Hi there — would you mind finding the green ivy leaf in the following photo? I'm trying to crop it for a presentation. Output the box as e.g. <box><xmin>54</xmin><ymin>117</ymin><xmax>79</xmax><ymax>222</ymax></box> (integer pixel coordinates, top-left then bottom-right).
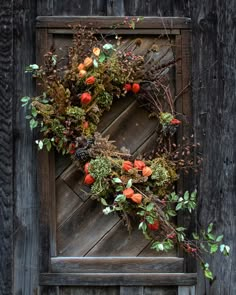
<box><xmin>103</xmin><ymin>43</ymin><xmax>113</xmax><ymax>50</ymax></box>
<box><xmin>216</xmin><ymin>235</ymin><xmax>224</xmax><ymax>242</ymax></box>
<box><xmin>210</xmin><ymin>244</ymin><xmax>218</xmax><ymax>254</ymax></box>
<box><xmin>21</xmin><ymin>96</ymin><xmax>30</xmax><ymax>103</ymax></box>
<box><xmin>29</xmin><ymin>119</ymin><xmax>38</xmax><ymax>130</ymax></box>
<box><xmin>98</xmin><ymin>52</ymin><xmax>106</xmax><ymax>63</ymax></box>
<box><xmin>184</xmin><ymin>191</ymin><xmax>189</xmax><ymax>200</ymax></box>
<box><xmin>100</xmin><ymin>198</ymin><xmax>108</xmax><ymax>206</ymax></box>
<box><xmin>207</xmin><ymin>223</ymin><xmax>214</xmax><ymax>233</ymax></box>
<box><xmin>126</xmin><ymin>179</ymin><xmax>132</xmax><ymax>188</ymax></box>
<box><xmin>176</xmin><ymin>203</ymin><xmax>182</xmax><ymax>211</ymax></box>
<box><xmin>146</xmin><ymin>203</ymin><xmax>154</xmax><ymax>212</ymax></box>
<box><xmin>93</xmin><ymin>59</ymin><xmax>98</xmax><ymax>68</ymax></box>
<box><xmin>115</xmin><ymin>194</ymin><xmax>126</xmax><ymax>202</ymax></box>
<box><xmin>113</xmin><ymin>178</ymin><xmax>122</xmax><ymax>183</ymax></box>
<box><xmin>204</xmin><ymin>269</ymin><xmax>213</xmax><ymax>280</ymax></box>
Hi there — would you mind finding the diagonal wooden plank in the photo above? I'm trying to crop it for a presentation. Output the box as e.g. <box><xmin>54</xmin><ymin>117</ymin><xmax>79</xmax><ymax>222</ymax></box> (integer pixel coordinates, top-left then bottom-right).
<box><xmin>57</xmin><ymin>198</ymin><xmax>120</xmax><ymax>256</ymax></box>
<box><xmin>56</xmin><ymin>178</ymin><xmax>84</xmax><ymax>228</ymax></box>
<box><xmin>60</xmin><ymin>164</ymin><xmax>91</xmax><ymax>201</ymax></box>
<box><xmin>86</xmin><ymin>221</ymin><xmax>150</xmax><ymax>257</ymax></box>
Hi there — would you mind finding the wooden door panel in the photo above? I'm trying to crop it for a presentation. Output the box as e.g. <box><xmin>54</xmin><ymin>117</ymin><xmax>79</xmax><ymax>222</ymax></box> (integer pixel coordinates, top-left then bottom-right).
<box><xmin>53</xmin><ymin>33</ymin><xmax>175</xmax><ymax>257</ymax></box>
<box><xmin>37</xmin><ymin>17</ymin><xmax>195</xmax><ymax>293</ymax></box>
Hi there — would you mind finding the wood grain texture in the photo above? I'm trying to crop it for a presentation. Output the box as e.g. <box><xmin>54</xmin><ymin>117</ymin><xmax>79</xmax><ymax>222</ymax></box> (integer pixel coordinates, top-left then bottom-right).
<box><xmin>0</xmin><ymin>1</ymin><xmax>13</xmax><ymax>295</ymax></box>
<box><xmin>144</xmin><ymin>286</ymin><xmax>177</xmax><ymax>295</ymax></box>
<box><xmin>178</xmin><ymin>286</ymin><xmax>195</xmax><ymax>295</ymax></box>
<box><xmin>51</xmin><ymin>257</ymin><xmax>184</xmax><ymax>273</ymax></box>
<box><xmin>60</xmin><ymin>286</ymin><xmax>119</xmax><ymax>295</ymax></box>
<box><xmin>120</xmin><ymin>286</ymin><xmax>143</xmax><ymax>295</ymax></box>
<box><xmin>190</xmin><ymin>0</ymin><xmax>236</xmax><ymax>294</ymax></box>
<box><xmin>12</xmin><ymin>1</ymin><xmax>39</xmax><ymax>295</ymax></box>
<box><xmin>40</xmin><ymin>273</ymin><xmax>197</xmax><ymax>286</ymax></box>
<box><xmin>53</xmin><ymin>0</ymin><xmax>107</xmax><ymax>16</ymax></box>
<box><xmin>36</xmin><ymin>16</ymin><xmax>191</xmax><ymax>29</ymax></box>
<box><xmin>57</xmin><ymin>198</ymin><xmax>120</xmax><ymax>256</ymax></box>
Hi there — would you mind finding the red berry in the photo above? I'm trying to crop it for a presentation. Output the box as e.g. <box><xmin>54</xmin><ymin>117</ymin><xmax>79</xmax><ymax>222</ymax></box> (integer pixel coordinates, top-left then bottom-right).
<box><xmin>132</xmin><ymin>83</ymin><xmax>140</xmax><ymax>93</ymax></box>
<box><xmin>84</xmin><ymin>174</ymin><xmax>95</xmax><ymax>185</ymax></box>
<box><xmin>148</xmin><ymin>220</ymin><xmax>160</xmax><ymax>231</ymax></box>
<box><xmin>124</xmin><ymin>83</ymin><xmax>132</xmax><ymax>92</ymax></box>
<box><xmin>81</xmin><ymin>92</ymin><xmax>92</xmax><ymax>105</ymax></box>
<box><xmin>84</xmin><ymin>162</ymin><xmax>90</xmax><ymax>174</ymax></box>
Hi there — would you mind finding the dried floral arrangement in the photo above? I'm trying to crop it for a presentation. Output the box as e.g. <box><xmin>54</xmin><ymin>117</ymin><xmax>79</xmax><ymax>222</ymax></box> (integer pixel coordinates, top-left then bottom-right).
<box><xmin>22</xmin><ymin>19</ymin><xmax>229</xmax><ymax>280</ymax></box>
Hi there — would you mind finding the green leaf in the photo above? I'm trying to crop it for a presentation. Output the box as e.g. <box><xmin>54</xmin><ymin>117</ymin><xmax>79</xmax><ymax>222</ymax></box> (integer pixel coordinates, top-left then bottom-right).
<box><xmin>146</xmin><ymin>216</ymin><xmax>154</xmax><ymax>224</ymax></box>
<box><xmin>126</xmin><ymin>179</ymin><xmax>132</xmax><ymax>188</ymax></box>
<box><xmin>207</xmin><ymin>223</ymin><xmax>214</xmax><ymax>233</ymax></box>
<box><xmin>204</xmin><ymin>269</ymin><xmax>213</xmax><ymax>280</ymax></box>
<box><xmin>216</xmin><ymin>235</ymin><xmax>224</xmax><ymax>242</ymax></box>
<box><xmin>113</xmin><ymin>177</ymin><xmax>122</xmax><ymax>183</ymax></box>
<box><xmin>207</xmin><ymin>233</ymin><xmax>215</xmax><ymax>241</ymax></box>
<box><xmin>192</xmin><ymin>233</ymin><xmax>199</xmax><ymax>240</ymax></box>
<box><xmin>115</xmin><ymin>185</ymin><xmax>123</xmax><ymax>192</ymax></box>
<box><xmin>176</xmin><ymin>227</ymin><xmax>186</xmax><ymax>232</ymax></box>
<box><xmin>93</xmin><ymin>59</ymin><xmax>98</xmax><ymax>68</ymax></box>
<box><xmin>115</xmin><ymin>194</ymin><xmax>126</xmax><ymax>202</ymax></box>
<box><xmin>46</xmin><ymin>140</ymin><xmax>52</xmax><ymax>152</ymax></box>
<box><xmin>184</xmin><ymin>191</ymin><xmax>189</xmax><ymax>200</ymax></box>
<box><xmin>158</xmin><ymin>243</ymin><xmax>164</xmax><ymax>251</ymax></box>
<box><xmin>220</xmin><ymin>244</ymin><xmax>230</xmax><ymax>256</ymax></box>
<box><xmin>31</xmin><ymin>106</ymin><xmax>37</xmax><ymax>117</ymax></box>
<box><xmin>29</xmin><ymin>64</ymin><xmax>39</xmax><ymax>70</ymax></box>
<box><xmin>101</xmin><ymin>198</ymin><xmax>108</xmax><ymax>206</ymax></box>
<box><xmin>176</xmin><ymin>203</ymin><xmax>182</xmax><ymax>211</ymax></box>
<box><xmin>103</xmin><ymin>43</ymin><xmax>113</xmax><ymax>50</ymax></box>
<box><xmin>29</xmin><ymin>119</ymin><xmax>38</xmax><ymax>129</ymax></box>
<box><xmin>25</xmin><ymin>115</ymin><xmax>32</xmax><ymax>119</ymax></box>
<box><xmin>210</xmin><ymin>244</ymin><xmax>218</xmax><ymax>254</ymax></box>
<box><xmin>98</xmin><ymin>52</ymin><xmax>106</xmax><ymax>63</ymax></box>
<box><xmin>37</xmin><ymin>140</ymin><xmax>44</xmax><ymax>150</ymax></box>
<box><xmin>146</xmin><ymin>203</ymin><xmax>154</xmax><ymax>212</ymax></box>
<box><xmin>21</xmin><ymin>96</ymin><xmax>30</xmax><ymax>103</ymax></box>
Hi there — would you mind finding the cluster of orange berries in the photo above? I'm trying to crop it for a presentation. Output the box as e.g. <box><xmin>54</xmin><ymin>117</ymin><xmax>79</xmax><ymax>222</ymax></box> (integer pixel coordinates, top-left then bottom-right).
<box><xmin>122</xmin><ymin>159</ymin><xmax>152</xmax><ymax>177</ymax></box>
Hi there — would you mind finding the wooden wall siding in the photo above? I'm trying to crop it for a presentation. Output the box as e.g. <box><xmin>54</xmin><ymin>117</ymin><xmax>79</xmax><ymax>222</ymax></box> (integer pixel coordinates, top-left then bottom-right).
<box><xmin>59</xmin><ymin>286</ymin><xmax>178</xmax><ymax>295</ymax></box>
<box><xmin>0</xmin><ymin>2</ymin><xmax>14</xmax><ymax>295</ymax></box>
<box><xmin>0</xmin><ymin>0</ymin><xmax>232</xmax><ymax>295</ymax></box>
<box><xmin>51</xmin><ymin>32</ymin><xmax>177</xmax><ymax>257</ymax></box>
<box><xmin>190</xmin><ymin>1</ymin><xmax>236</xmax><ymax>295</ymax></box>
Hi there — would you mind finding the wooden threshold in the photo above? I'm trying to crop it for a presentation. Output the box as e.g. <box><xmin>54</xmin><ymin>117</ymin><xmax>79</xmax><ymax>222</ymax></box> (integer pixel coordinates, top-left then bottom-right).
<box><xmin>51</xmin><ymin>257</ymin><xmax>184</xmax><ymax>273</ymax></box>
<box><xmin>40</xmin><ymin>272</ymin><xmax>197</xmax><ymax>286</ymax></box>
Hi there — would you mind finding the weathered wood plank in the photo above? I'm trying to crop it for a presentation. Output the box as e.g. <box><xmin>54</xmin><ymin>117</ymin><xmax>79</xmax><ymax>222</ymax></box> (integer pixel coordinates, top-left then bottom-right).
<box><xmin>190</xmin><ymin>0</ymin><xmax>236</xmax><ymax>294</ymax></box>
<box><xmin>120</xmin><ymin>286</ymin><xmax>143</xmax><ymax>295</ymax></box>
<box><xmin>178</xmin><ymin>286</ymin><xmax>195</xmax><ymax>295</ymax></box>
<box><xmin>103</xmin><ymin>101</ymin><xmax>158</xmax><ymax>154</ymax></box>
<box><xmin>13</xmin><ymin>1</ymin><xmax>39</xmax><ymax>295</ymax></box>
<box><xmin>60</xmin><ymin>164</ymin><xmax>91</xmax><ymax>201</ymax></box>
<box><xmin>37</xmin><ymin>0</ymin><xmax>53</xmax><ymax>16</ymax></box>
<box><xmin>39</xmin><ymin>273</ymin><xmax>197</xmax><ymax>286</ymax></box>
<box><xmin>48</xmin><ymin>28</ymin><xmax>180</xmax><ymax>35</ymax></box>
<box><xmin>53</xmin><ymin>0</ymin><xmax>107</xmax><ymax>16</ymax></box>
<box><xmin>144</xmin><ymin>286</ymin><xmax>177</xmax><ymax>295</ymax></box>
<box><xmin>51</xmin><ymin>257</ymin><xmax>184</xmax><ymax>273</ymax></box>
<box><xmin>60</xmin><ymin>286</ymin><xmax>119</xmax><ymax>295</ymax></box>
<box><xmin>0</xmin><ymin>2</ymin><xmax>13</xmax><ymax>294</ymax></box>
<box><xmin>57</xmin><ymin>199</ymin><xmax>120</xmax><ymax>256</ymax></box>
<box><xmin>86</xmin><ymin>221</ymin><xmax>152</xmax><ymax>257</ymax></box>
<box><xmin>56</xmin><ymin>178</ymin><xmax>83</xmax><ymax>227</ymax></box>
<box><xmin>36</xmin><ymin>16</ymin><xmax>191</xmax><ymax>29</ymax></box>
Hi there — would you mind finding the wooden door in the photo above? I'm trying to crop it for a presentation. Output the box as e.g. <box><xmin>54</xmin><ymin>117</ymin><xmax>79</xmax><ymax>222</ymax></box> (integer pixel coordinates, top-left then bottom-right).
<box><xmin>37</xmin><ymin>16</ymin><xmax>196</xmax><ymax>295</ymax></box>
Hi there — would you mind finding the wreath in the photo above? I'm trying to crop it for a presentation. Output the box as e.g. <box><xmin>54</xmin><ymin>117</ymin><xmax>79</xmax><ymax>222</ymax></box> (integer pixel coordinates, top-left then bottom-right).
<box><xmin>22</xmin><ymin>19</ymin><xmax>229</xmax><ymax>280</ymax></box>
